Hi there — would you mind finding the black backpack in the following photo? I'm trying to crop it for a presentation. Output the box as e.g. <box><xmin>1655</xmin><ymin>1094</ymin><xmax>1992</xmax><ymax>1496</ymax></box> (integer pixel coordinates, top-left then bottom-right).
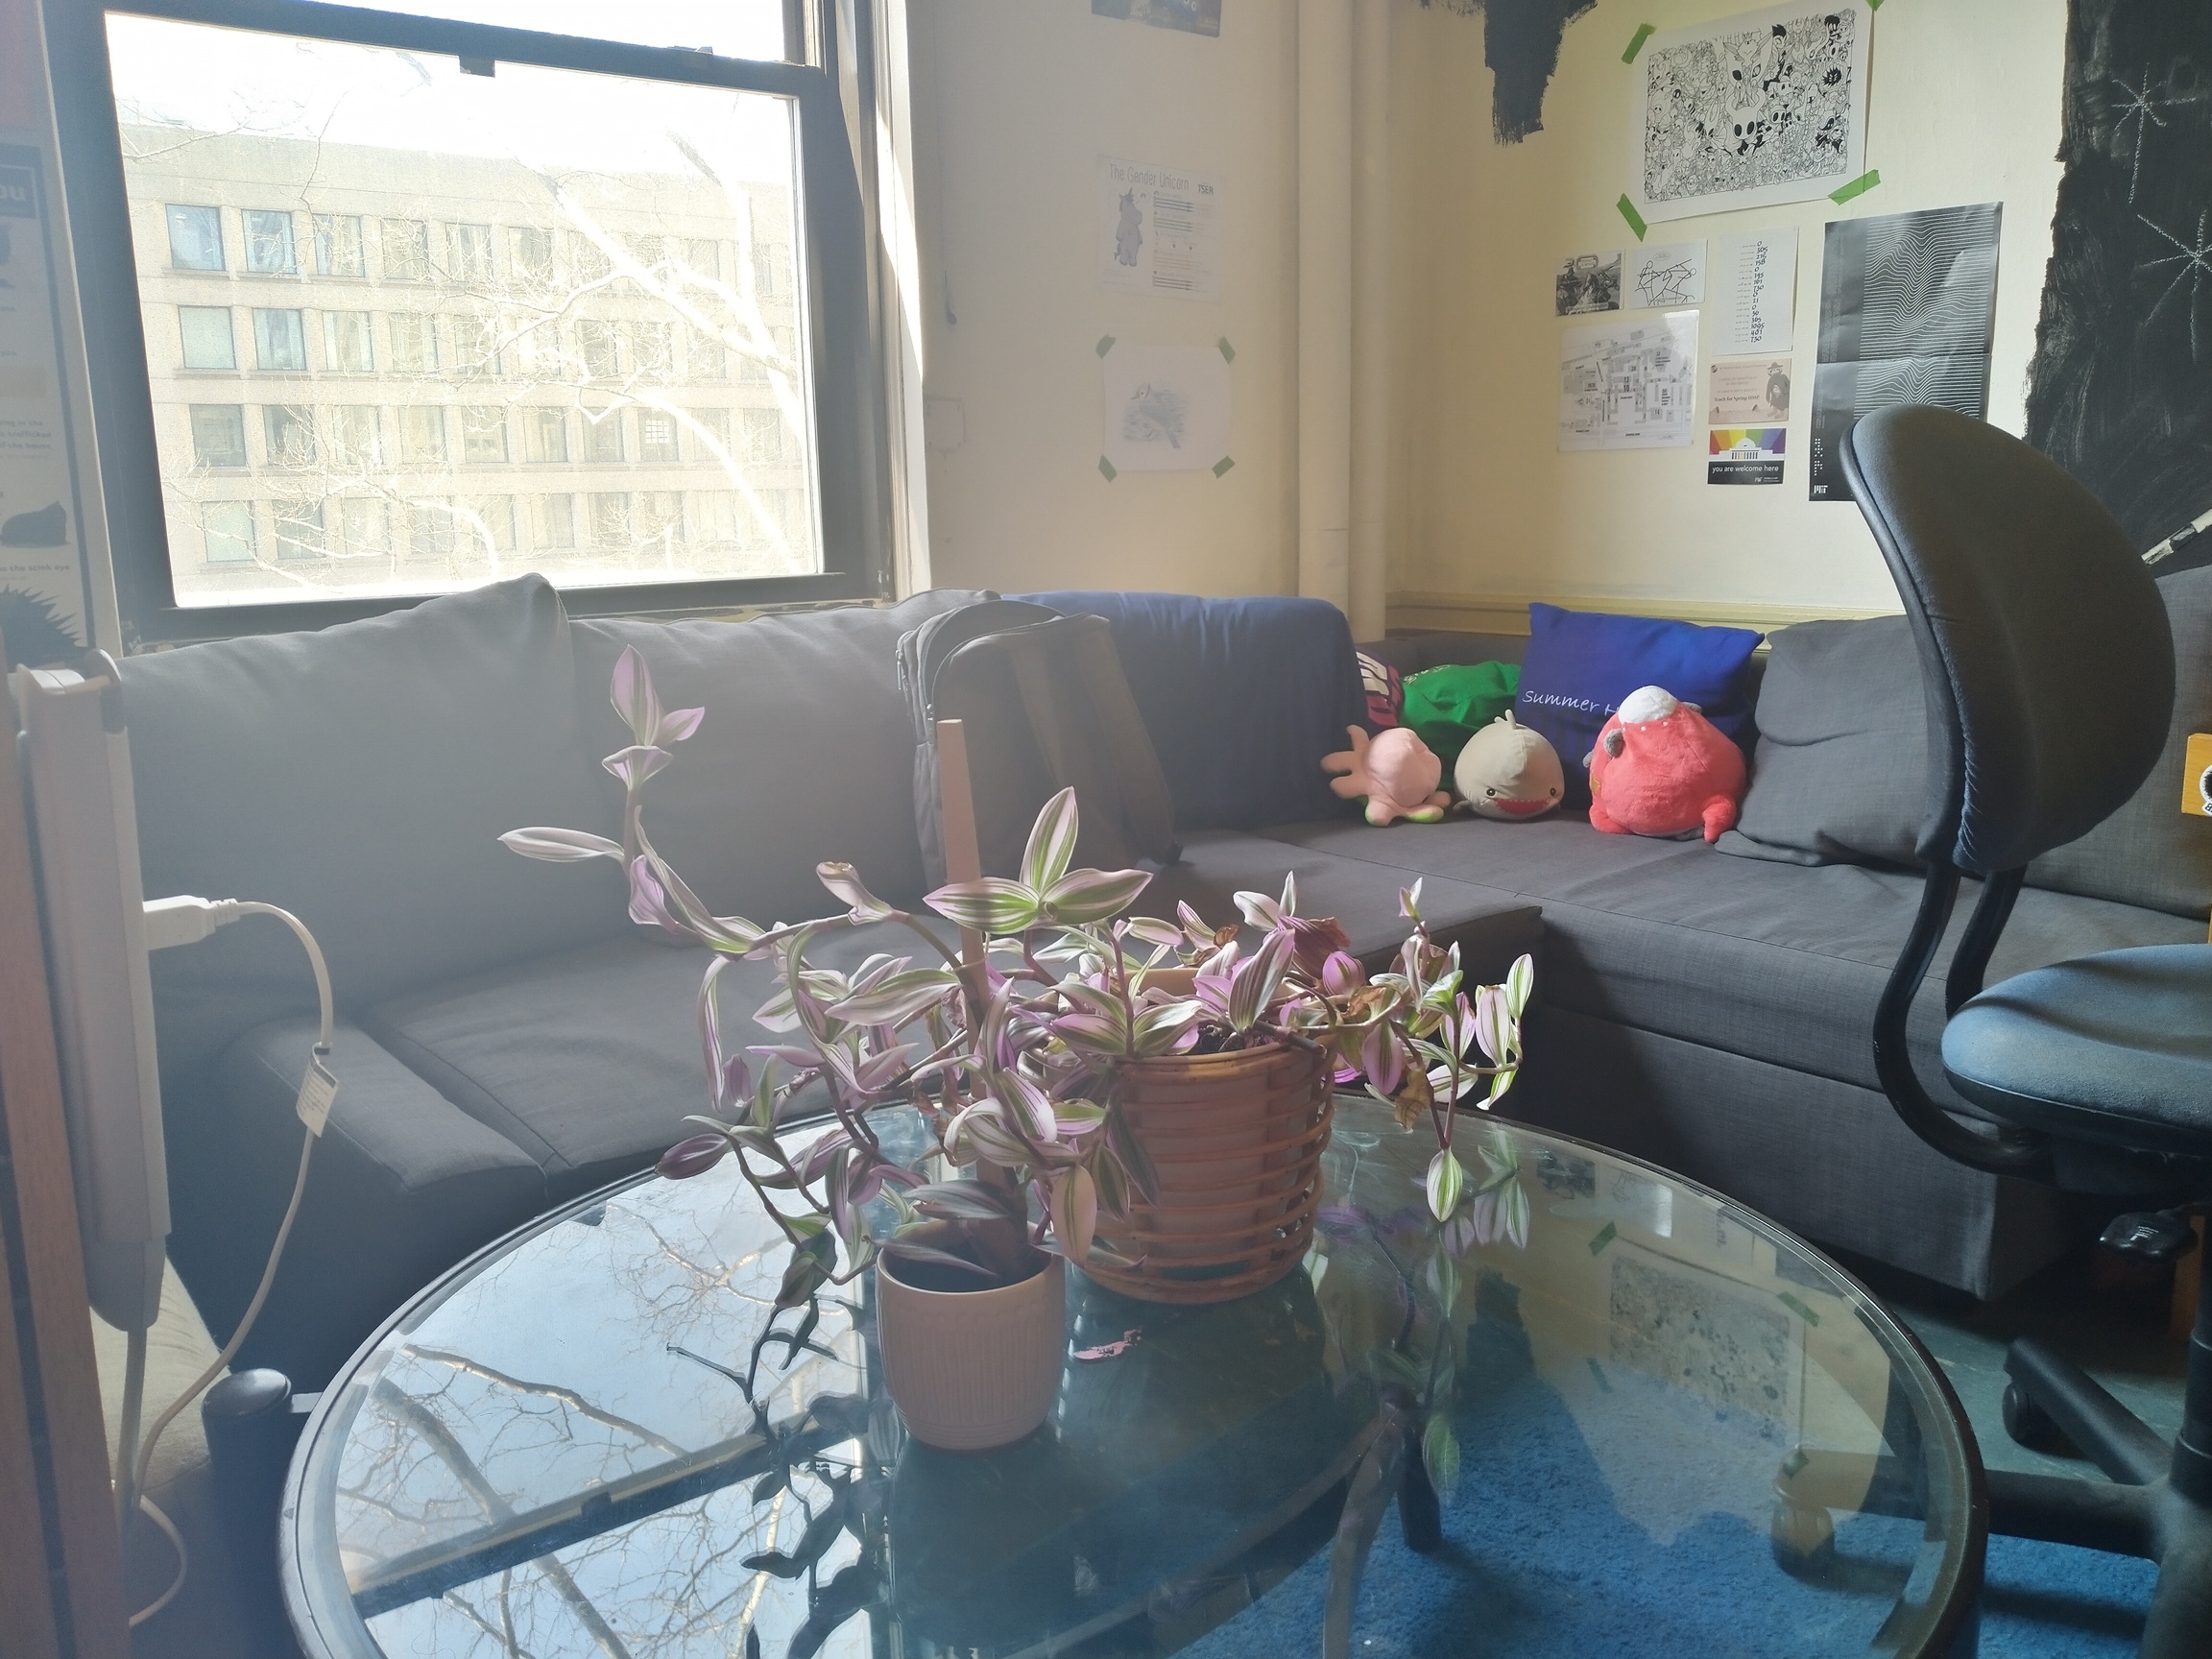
<box><xmin>898</xmin><ymin>599</ymin><xmax>1182</xmax><ymax>886</ymax></box>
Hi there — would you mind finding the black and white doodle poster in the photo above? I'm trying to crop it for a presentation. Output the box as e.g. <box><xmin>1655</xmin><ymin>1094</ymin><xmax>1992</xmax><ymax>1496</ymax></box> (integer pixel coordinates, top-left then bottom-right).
<box><xmin>1808</xmin><ymin>204</ymin><xmax>2003</xmax><ymax>503</ymax></box>
<box><xmin>1633</xmin><ymin>3</ymin><xmax>1871</xmax><ymax>225</ymax></box>
<box><xmin>2025</xmin><ymin>0</ymin><xmax>2212</xmax><ymax>556</ymax></box>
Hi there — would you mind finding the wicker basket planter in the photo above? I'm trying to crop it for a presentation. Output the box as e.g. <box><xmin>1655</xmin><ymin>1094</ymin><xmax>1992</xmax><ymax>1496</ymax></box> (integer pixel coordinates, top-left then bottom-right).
<box><xmin>1086</xmin><ymin>1039</ymin><xmax>1334</xmax><ymax>1304</ymax></box>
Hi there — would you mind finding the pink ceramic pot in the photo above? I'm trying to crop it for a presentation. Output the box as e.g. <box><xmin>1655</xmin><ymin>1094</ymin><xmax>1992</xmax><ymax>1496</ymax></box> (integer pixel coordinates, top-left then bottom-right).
<box><xmin>876</xmin><ymin>1253</ymin><xmax>1067</xmax><ymax>1451</ymax></box>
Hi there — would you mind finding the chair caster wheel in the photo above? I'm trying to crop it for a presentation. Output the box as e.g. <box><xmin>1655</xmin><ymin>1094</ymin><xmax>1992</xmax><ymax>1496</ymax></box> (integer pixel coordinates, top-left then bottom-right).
<box><xmin>2003</xmin><ymin>1382</ymin><xmax>2068</xmax><ymax>1453</ymax></box>
<box><xmin>1771</xmin><ymin>1499</ymin><xmax>1835</xmax><ymax>1576</ymax></box>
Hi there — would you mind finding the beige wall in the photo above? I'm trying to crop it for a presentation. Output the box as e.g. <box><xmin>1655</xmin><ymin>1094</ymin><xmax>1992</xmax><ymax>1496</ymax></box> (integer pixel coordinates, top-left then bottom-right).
<box><xmin>1387</xmin><ymin>0</ymin><xmax>2069</xmax><ymax>629</ymax></box>
<box><xmin>911</xmin><ymin>1</ymin><xmax>1298</xmax><ymax>597</ymax></box>
<box><xmin>0</xmin><ymin>0</ymin><xmax>39</xmax><ymax>132</ymax></box>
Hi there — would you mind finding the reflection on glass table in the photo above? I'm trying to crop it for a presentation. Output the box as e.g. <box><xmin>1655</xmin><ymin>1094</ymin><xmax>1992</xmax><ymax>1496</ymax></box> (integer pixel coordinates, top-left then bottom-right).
<box><xmin>282</xmin><ymin>1096</ymin><xmax>1982</xmax><ymax>1658</ymax></box>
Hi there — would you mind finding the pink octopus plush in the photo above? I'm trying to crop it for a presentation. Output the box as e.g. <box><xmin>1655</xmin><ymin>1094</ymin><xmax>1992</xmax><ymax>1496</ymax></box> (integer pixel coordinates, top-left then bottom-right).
<box><xmin>1586</xmin><ymin>686</ymin><xmax>1746</xmax><ymax>843</ymax></box>
<box><xmin>1324</xmin><ymin>726</ymin><xmax>1452</xmax><ymax>826</ymax></box>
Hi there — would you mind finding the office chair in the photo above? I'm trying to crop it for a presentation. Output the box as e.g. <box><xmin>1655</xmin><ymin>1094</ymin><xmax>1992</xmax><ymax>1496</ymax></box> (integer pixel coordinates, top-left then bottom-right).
<box><xmin>1847</xmin><ymin>404</ymin><xmax>2212</xmax><ymax>1658</ymax></box>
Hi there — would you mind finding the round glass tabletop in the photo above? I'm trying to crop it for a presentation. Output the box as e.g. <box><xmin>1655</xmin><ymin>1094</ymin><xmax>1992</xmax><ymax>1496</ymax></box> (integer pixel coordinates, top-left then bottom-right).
<box><xmin>282</xmin><ymin>1097</ymin><xmax>1983</xmax><ymax>1659</ymax></box>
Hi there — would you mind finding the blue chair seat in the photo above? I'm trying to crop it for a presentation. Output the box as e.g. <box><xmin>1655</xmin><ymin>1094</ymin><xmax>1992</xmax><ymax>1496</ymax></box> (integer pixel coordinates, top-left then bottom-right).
<box><xmin>1943</xmin><ymin>944</ymin><xmax>2212</xmax><ymax>1157</ymax></box>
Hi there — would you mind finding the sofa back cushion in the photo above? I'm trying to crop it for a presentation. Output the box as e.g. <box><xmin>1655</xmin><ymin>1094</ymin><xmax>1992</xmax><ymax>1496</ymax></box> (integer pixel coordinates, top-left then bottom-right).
<box><xmin>571</xmin><ymin>590</ymin><xmax>982</xmax><ymax>924</ymax></box>
<box><xmin>1717</xmin><ymin>565</ymin><xmax>2212</xmax><ymax>919</ymax></box>
<box><xmin>126</xmin><ymin>576</ymin><xmax>625</xmax><ymax>1080</ymax></box>
<box><xmin>1019</xmin><ymin>591</ymin><xmax>1364</xmax><ymax>830</ymax></box>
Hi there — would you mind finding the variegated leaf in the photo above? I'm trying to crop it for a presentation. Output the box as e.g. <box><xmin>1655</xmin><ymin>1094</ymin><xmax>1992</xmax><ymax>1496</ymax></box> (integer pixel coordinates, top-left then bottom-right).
<box><xmin>1022</xmin><ymin>786</ymin><xmax>1082</xmax><ymax>895</ymax></box>
<box><xmin>926</xmin><ymin>877</ymin><xmax>1041</xmax><ymax>934</ymax></box>
<box><xmin>500</xmin><ymin>826</ymin><xmax>625</xmax><ymax>862</ymax></box>
<box><xmin>1043</xmin><ymin>867</ymin><xmax>1152</xmax><ymax>926</ymax></box>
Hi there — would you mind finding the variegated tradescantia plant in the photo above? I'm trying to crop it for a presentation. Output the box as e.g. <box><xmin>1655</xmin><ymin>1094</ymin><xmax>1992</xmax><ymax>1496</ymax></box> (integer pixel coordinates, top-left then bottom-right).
<box><xmin>505</xmin><ymin>647</ymin><xmax>1537</xmax><ymax>1304</ymax></box>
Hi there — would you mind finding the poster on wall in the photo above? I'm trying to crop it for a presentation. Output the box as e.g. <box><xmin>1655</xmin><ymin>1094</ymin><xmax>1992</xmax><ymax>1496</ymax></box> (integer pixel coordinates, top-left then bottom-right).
<box><xmin>1555</xmin><ymin>250</ymin><xmax>1622</xmax><ymax>316</ymax></box>
<box><xmin>0</xmin><ymin>141</ymin><xmax>93</xmax><ymax>665</ymax></box>
<box><xmin>1708</xmin><ymin>359</ymin><xmax>1791</xmax><ymax>424</ymax></box>
<box><xmin>1632</xmin><ymin>4</ymin><xmax>1871</xmax><ymax>225</ymax></box>
<box><xmin>1628</xmin><ymin>241</ymin><xmax>1706</xmax><ymax>309</ymax></box>
<box><xmin>2026</xmin><ymin>0</ymin><xmax>2212</xmax><ymax>557</ymax></box>
<box><xmin>1808</xmin><ymin>203</ymin><xmax>2002</xmax><ymax>502</ymax></box>
<box><xmin>1091</xmin><ymin>0</ymin><xmax>1221</xmax><ymax>36</ymax></box>
<box><xmin>1101</xmin><ymin>342</ymin><xmax>1231</xmax><ymax>473</ymax></box>
<box><xmin>1559</xmin><ymin>311</ymin><xmax>1699</xmax><ymax>451</ymax></box>
<box><xmin>1709</xmin><ymin>427</ymin><xmax>1787</xmax><ymax>485</ymax></box>
<box><xmin>1099</xmin><ymin>155</ymin><xmax>1221</xmax><ymax>301</ymax></box>
<box><xmin>1711</xmin><ymin>228</ymin><xmax>1797</xmax><ymax>354</ymax></box>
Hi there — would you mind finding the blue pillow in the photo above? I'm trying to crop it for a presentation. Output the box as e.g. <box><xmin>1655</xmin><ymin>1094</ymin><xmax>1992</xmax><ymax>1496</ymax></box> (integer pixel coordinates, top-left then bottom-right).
<box><xmin>1511</xmin><ymin>604</ymin><xmax>1762</xmax><ymax>806</ymax></box>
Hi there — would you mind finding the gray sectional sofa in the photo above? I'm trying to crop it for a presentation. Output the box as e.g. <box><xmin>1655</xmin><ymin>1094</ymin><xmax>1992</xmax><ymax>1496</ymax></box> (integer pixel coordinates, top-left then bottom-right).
<box><xmin>120</xmin><ymin>574</ymin><xmax>2206</xmax><ymax>1387</ymax></box>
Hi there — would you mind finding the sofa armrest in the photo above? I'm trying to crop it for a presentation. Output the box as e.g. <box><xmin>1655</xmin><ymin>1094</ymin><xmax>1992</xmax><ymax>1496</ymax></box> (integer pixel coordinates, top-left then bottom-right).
<box><xmin>164</xmin><ymin>1018</ymin><xmax>546</xmax><ymax>1388</ymax></box>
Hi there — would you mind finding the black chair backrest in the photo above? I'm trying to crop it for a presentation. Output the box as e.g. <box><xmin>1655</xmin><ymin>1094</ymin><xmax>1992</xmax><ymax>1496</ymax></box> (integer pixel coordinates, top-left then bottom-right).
<box><xmin>1841</xmin><ymin>405</ymin><xmax>2173</xmax><ymax>877</ymax></box>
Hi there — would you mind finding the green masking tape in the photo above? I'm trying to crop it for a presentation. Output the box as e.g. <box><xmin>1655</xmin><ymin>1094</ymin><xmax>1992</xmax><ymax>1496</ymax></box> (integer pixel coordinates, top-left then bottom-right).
<box><xmin>1829</xmin><ymin>169</ymin><xmax>1881</xmax><ymax>204</ymax></box>
<box><xmin>1217</xmin><ymin>336</ymin><xmax>1237</xmax><ymax>363</ymax></box>
<box><xmin>1587</xmin><ymin>1358</ymin><xmax>1613</xmax><ymax>1392</ymax></box>
<box><xmin>1617</xmin><ymin>195</ymin><xmax>1647</xmax><ymax>241</ymax></box>
<box><xmin>1212</xmin><ymin>456</ymin><xmax>1236</xmax><ymax>477</ymax></box>
<box><xmin>1099</xmin><ymin>456</ymin><xmax>1118</xmax><ymax>481</ymax></box>
<box><xmin>1778</xmin><ymin>1290</ymin><xmax>1821</xmax><ymax>1326</ymax></box>
<box><xmin>1588</xmin><ymin>1220</ymin><xmax>1617</xmax><ymax>1256</ymax></box>
<box><xmin>1096</xmin><ymin>334</ymin><xmax>1117</xmax><ymax>357</ymax></box>
<box><xmin>1623</xmin><ymin>22</ymin><xmax>1655</xmax><ymax>62</ymax></box>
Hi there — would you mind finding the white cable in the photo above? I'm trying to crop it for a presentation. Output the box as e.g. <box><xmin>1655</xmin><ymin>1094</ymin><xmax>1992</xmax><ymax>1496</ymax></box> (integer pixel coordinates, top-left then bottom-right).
<box><xmin>125</xmin><ymin>899</ymin><xmax>333</xmax><ymax>1627</ymax></box>
<box><xmin>113</xmin><ymin>1325</ymin><xmax>148</xmax><ymax>1536</ymax></box>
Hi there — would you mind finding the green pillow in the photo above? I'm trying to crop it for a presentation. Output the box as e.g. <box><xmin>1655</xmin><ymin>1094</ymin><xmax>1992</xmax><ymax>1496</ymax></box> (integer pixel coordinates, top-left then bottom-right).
<box><xmin>1401</xmin><ymin>661</ymin><xmax>1521</xmax><ymax>769</ymax></box>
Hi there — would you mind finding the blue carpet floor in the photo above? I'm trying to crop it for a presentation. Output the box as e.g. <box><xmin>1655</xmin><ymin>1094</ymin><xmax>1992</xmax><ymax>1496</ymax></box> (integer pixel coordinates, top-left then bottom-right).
<box><xmin>1181</xmin><ymin>1306</ymin><xmax>2160</xmax><ymax>1657</ymax></box>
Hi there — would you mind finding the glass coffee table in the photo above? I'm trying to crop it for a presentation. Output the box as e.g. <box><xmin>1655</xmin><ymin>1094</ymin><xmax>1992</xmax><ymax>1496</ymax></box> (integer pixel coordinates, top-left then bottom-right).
<box><xmin>281</xmin><ymin>1097</ymin><xmax>1984</xmax><ymax>1658</ymax></box>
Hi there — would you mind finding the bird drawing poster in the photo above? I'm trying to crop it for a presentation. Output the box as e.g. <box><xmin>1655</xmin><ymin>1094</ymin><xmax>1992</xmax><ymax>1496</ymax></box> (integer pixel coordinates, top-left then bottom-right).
<box><xmin>2025</xmin><ymin>0</ymin><xmax>2212</xmax><ymax>556</ymax></box>
<box><xmin>1807</xmin><ymin>204</ymin><xmax>2003</xmax><ymax>503</ymax></box>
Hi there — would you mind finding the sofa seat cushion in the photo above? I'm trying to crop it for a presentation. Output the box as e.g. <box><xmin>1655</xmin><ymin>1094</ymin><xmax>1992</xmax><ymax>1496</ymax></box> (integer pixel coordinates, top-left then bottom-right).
<box><xmin>1257</xmin><ymin>816</ymin><xmax>2201</xmax><ymax>1106</ymax></box>
<box><xmin>360</xmin><ymin>923</ymin><xmax>926</xmax><ymax>1203</ymax></box>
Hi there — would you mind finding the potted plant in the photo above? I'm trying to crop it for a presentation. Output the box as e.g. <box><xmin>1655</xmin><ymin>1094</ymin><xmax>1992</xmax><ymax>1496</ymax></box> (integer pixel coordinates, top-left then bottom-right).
<box><xmin>505</xmin><ymin>647</ymin><xmax>1534</xmax><ymax>1447</ymax></box>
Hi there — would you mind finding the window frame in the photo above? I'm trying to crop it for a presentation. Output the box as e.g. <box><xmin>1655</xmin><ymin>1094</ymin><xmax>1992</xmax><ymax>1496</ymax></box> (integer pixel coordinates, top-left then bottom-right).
<box><xmin>45</xmin><ymin>0</ymin><xmax>892</xmax><ymax>641</ymax></box>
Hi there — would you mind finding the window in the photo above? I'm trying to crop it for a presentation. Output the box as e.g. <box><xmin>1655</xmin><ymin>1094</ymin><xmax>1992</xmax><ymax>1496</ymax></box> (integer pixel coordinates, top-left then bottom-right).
<box><xmin>165</xmin><ymin>204</ymin><xmax>222</xmax><ymax>271</ymax></box>
<box><xmin>445</xmin><ymin>222</ymin><xmax>493</xmax><ymax>282</ymax></box>
<box><xmin>589</xmin><ymin>492</ymin><xmax>630</xmax><ymax>546</ymax></box>
<box><xmin>398</xmin><ymin>405</ymin><xmax>446</xmax><ymax>464</ymax></box>
<box><xmin>202</xmin><ymin>501</ymin><xmax>254</xmax><ymax>562</ymax></box>
<box><xmin>576</xmin><ymin>321</ymin><xmax>619</xmax><ymax>381</ymax></box>
<box><xmin>582</xmin><ymin>409</ymin><xmax>624</xmax><ymax>463</ymax></box>
<box><xmin>381</xmin><ymin>218</ymin><xmax>430</xmax><ymax>281</ymax></box>
<box><xmin>189</xmin><ymin>404</ymin><xmax>247</xmax><ymax>468</ymax></box>
<box><xmin>461</xmin><ymin>407</ymin><xmax>508</xmax><ymax>464</ymax></box>
<box><xmin>743</xmin><ymin>407</ymin><xmax>787</xmax><ymax>464</ymax></box>
<box><xmin>330</xmin><ymin>405</ymin><xmax>382</xmax><ymax>469</ymax></box>
<box><xmin>338</xmin><ymin>496</ymin><xmax>389</xmax><ymax>554</ymax></box>
<box><xmin>510</xmin><ymin>227</ymin><xmax>554</xmax><ymax>282</ymax></box>
<box><xmin>272</xmin><ymin>498</ymin><xmax>324</xmax><ymax>559</ymax></box>
<box><xmin>521</xmin><ymin>407</ymin><xmax>568</xmax><ymax>464</ymax></box>
<box><xmin>638</xmin><ymin>410</ymin><xmax>680</xmax><ymax>464</ymax></box>
<box><xmin>72</xmin><ymin>1</ymin><xmax>875</xmax><ymax>633</ymax></box>
<box><xmin>243</xmin><ymin>209</ymin><xmax>297</xmax><ymax>274</ymax></box>
<box><xmin>314</xmin><ymin>213</ymin><xmax>364</xmax><ymax>276</ymax></box>
<box><xmin>407</xmin><ymin>500</ymin><xmax>456</xmax><ymax>558</ymax></box>
<box><xmin>252</xmin><ymin>308</ymin><xmax>306</xmax><ymax>371</ymax></box>
<box><xmin>178</xmin><ymin>306</ymin><xmax>235</xmax><ymax>370</ymax></box>
<box><xmin>735</xmin><ymin>326</ymin><xmax>791</xmax><ymax>384</ymax></box>
<box><xmin>262</xmin><ymin>404</ymin><xmax>317</xmax><ymax>467</ymax></box>
<box><xmin>388</xmin><ymin>314</ymin><xmax>439</xmax><ymax>373</ymax></box>
<box><xmin>532</xmin><ymin>493</ymin><xmax>575</xmax><ymax>549</ymax></box>
<box><xmin>324</xmin><ymin>311</ymin><xmax>374</xmax><ymax>373</ymax></box>
<box><xmin>452</xmin><ymin>314</ymin><xmax>500</xmax><ymax>380</ymax></box>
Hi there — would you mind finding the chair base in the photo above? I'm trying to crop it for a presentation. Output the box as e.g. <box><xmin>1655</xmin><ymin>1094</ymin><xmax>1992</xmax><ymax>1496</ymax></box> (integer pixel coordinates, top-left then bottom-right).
<box><xmin>1982</xmin><ymin>1278</ymin><xmax>2212</xmax><ymax>1659</ymax></box>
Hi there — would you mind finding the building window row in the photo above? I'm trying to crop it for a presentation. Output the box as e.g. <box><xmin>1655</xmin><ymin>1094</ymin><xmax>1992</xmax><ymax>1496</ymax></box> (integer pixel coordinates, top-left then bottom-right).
<box><xmin>195</xmin><ymin>487</ymin><xmax>801</xmax><ymax>565</ymax></box>
<box><xmin>160</xmin><ymin>202</ymin><xmax>784</xmax><ymax>296</ymax></box>
<box><xmin>183</xmin><ymin>400</ymin><xmax>793</xmax><ymax>472</ymax></box>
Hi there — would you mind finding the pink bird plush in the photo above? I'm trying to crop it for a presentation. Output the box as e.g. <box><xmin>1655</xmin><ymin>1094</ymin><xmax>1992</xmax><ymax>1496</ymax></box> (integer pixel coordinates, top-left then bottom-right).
<box><xmin>1323</xmin><ymin>726</ymin><xmax>1452</xmax><ymax>826</ymax></box>
<box><xmin>1585</xmin><ymin>686</ymin><xmax>1746</xmax><ymax>843</ymax></box>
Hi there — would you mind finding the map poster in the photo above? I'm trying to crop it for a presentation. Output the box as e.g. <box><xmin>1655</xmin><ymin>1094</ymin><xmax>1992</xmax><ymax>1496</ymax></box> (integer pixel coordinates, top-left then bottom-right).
<box><xmin>1559</xmin><ymin>311</ymin><xmax>1699</xmax><ymax>451</ymax></box>
<box><xmin>1555</xmin><ymin>250</ymin><xmax>1622</xmax><ymax>316</ymax></box>
<box><xmin>1633</xmin><ymin>4</ymin><xmax>1872</xmax><ymax>225</ymax></box>
<box><xmin>1808</xmin><ymin>203</ymin><xmax>2002</xmax><ymax>502</ymax></box>
<box><xmin>1708</xmin><ymin>358</ymin><xmax>1792</xmax><ymax>424</ymax></box>
<box><xmin>1709</xmin><ymin>427</ymin><xmax>1787</xmax><ymax>486</ymax></box>
<box><xmin>0</xmin><ymin>140</ymin><xmax>93</xmax><ymax>664</ymax></box>
<box><xmin>1628</xmin><ymin>241</ymin><xmax>1706</xmax><ymax>310</ymax></box>
<box><xmin>1101</xmin><ymin>342</ymin><xmax>1230</xmax><ymax>473</ymax></box>
<box><xmin>1099</xmin><ymin>156</ymin><xmax>1222</xmax><ymax>301</ymax></box>
<box><xmin>1712</xmin><ymin>227</ymin><xmax>1797</xmax><ymax>354</ymax></box>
